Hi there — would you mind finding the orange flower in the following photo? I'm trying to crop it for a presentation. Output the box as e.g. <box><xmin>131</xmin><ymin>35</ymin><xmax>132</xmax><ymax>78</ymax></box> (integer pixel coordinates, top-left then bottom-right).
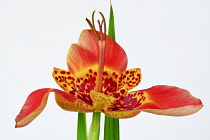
<box><xmin>15</xmin><ymin>29</ymin><xmax>202</xmax><ymax>128</ymax></box>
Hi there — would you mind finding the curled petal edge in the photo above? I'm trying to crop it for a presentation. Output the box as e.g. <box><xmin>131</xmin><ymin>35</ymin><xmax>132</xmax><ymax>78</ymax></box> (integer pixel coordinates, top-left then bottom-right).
<box><xmin>140</xmin><ymin>104</ymin><xmax>203</xmax><ymax>116</ymax></box>
<box><xmin>15</xmin><ymin>88</ymin><xmax>78</xmax><ymax>128</ymax></box>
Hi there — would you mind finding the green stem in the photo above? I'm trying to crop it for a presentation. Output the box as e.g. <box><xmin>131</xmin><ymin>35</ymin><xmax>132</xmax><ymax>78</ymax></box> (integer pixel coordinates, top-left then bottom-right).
<box><xmin>89</xmin><ymin>112</ymin><xmax>101</xmax><ymax>140</ymax></box>
<box><xmin>113</xmin><ymin>118</ymin><xmax>120</xmax><ymax>140</ymax></box>
<box><xmin>104</xmin><ymin>116</ymin><xmax>110</xmax><ymax>140</ymax></box>
<box><xmin>77</xmin><ymin>113</ymin><xmax>87</xmax><ymax>140</ymax></box>
<box><xmin>104</xmin><ymin>116</ymin><xmax>120</xmax><ymax>140</ymax></box>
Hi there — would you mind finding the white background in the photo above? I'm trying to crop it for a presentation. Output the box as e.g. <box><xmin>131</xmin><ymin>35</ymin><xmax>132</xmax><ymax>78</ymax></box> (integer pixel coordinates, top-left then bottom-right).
<box><xmin>0</xmin><ymin>0</ymin><xmax>210</xmax><ymax>140</ymax></box>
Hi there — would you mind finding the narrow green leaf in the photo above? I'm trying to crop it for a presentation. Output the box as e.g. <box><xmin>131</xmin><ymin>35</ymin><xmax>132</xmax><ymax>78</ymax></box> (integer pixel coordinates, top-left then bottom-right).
<box><xmin>104</xmin><ymin>4</ymin><xmax>120</xmax><ymax>140</ymax></box>
<box><xmin>77</xmin><ymin>113</ymin><xmax>87</xmax><ymax>140</ymax></box>
<box><xmin>108</xmin><ymin>4</ymin><xmax>115</xmax><ymax>40</ymax></box>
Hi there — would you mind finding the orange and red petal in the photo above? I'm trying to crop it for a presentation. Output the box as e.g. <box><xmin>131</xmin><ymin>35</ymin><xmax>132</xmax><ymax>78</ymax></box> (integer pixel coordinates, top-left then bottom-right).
<box><xmin>55</xmin><ymin>93</ymin><xmax>94</xmax><ymax>112</ymax></box>
<box><xmin>103</xmin><ymin>33</ymin><xmax>127</xmax><ymax>73</ymax></box>
<box><xmin>67</xmin><ymin>30</ymin><xmax>127</xmax><ymax>75</ymax></box>
<box><xmin>15</xmin><ymin>88</ymin><xmax>82</xmax><ymax>128</ymax></box>
<box><xmin>67</xmin><ymin>43</ymin><xmax>99</xmax><ymax>75</ymax></box>
<box><xmin>104</xmin><ymin>110</ymin><xmax>140</xmax><ymax>119</ymax></box>
<box><xmin>122</xmin><ymin>85</ymin><xmax>203</xmax><ymax>116</ymax></box>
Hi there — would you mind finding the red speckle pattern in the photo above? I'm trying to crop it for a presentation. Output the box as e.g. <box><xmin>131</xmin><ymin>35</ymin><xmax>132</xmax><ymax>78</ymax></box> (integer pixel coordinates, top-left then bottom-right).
<box><xmin>118</xmin><ymin>68</ymin><xmax>141</xmax><ymax>91</ymax></box>
<box><xmin>53</xmin><ymin>68</ymin><xmax>75</xmax><ymax>91</ymax></box>
<box><xmin>101</xmin><ymin>70</ymin><xmax>119</xmax><ymax>96</ymax></box>
<box><xmin>122</xmin><ymin>91</ymin><xmax>145</xmax><ymax>110</ymax></box>
<box><xmin>53</xmin><ymin>67</ymin><xmax>142</xmax><ymax>111</ymax></box>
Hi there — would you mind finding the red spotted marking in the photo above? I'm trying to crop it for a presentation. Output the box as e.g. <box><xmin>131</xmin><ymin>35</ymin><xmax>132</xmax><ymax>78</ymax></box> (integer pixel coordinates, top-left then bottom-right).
<box><xmin>60</xmin><ymin>71</ymin><xmax>66</xmax><ymax>74</ymax></box>
<box><xmin>53</xmin><ymin>68</ymin><xmax>76</xmax><ymax>92</ymax></box>
<box><xmin>117</xmin><ymin>69</ymin><xmax>141</xmax><ymax>90</ymax></box>
<box><xmin>122</xmin><ymin>91</ymin><xmax>145</xmax><ymax>110</ymax></box>
<box><xmin>89</xmin><ymin>69</ymin><xmax>93</xmax><ymax>73</ymax></box>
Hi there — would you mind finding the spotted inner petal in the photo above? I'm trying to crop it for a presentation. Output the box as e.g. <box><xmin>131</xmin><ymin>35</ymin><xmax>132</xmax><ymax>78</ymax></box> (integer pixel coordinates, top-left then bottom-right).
<box><xmin>101</xmin><ymin>67</ymin><xmax>119</xmax><ymax>96</ymax></box>
<box><xmin>74</xmin><ymin>66</ymin><xmax>120</xmax><ymax>105</ymax></box>
<box><xmin>107</xmin><ymin>68</ymin><xmax>142</xmax><ymax>111</ymax></box>
<box><xmin>52</xmin><ymin>68</ymin><xmax>76</xmax><ymax>93</ymax></box>
<box><xmin>74</xmin><ymin>66</ymin><xmax>98</xmax><ymax>105</ymax></box>
<box><xmin>53</xmin><ymin>67</ymin><xmax>93</xmax><ymax>106</ymax></box>
<box><xmin>117</xmin><ymin>68</ymin><xmax>141</xmax><ymax>91</ymax></box>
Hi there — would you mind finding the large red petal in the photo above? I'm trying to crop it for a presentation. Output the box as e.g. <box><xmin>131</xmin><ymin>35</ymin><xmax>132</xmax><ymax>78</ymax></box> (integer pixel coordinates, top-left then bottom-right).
<box><xmin>104</xmin><ymin>32</ymin><xmax>128</xmax><ymax>73</ymax></box>
<box><xmin>67</xmin><ymin>43</ymin><xmax>98</xmax><ymax>75</ymax></box>
<box><xmin>122</xmin><ymin>85</ymin><xmax>203</xmax><ymax>116</ymax></box>
<box><xmin>15</xmin><ymin>88</ymin><xmax>79</xmax><ymax>128</ymax></box>
<box><xmin>67</xmin><ymin>30</ymin><xmax>127</xmax><ymax>75</ymax></box>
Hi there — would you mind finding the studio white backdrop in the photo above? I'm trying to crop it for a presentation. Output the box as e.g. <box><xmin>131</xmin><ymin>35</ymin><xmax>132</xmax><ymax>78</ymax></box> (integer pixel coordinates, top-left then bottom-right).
<box><xmin>0</xmin><ymin>0</ymin><xmax>209</xmax><ymax>140</ymax></box>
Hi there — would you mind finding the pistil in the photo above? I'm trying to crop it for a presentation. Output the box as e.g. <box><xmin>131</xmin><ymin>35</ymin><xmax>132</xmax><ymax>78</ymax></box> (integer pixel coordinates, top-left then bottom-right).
<box><xmin>94</xmin><ymin>40</ymin><xmax>105</xmax><ymax>92</ymax></box>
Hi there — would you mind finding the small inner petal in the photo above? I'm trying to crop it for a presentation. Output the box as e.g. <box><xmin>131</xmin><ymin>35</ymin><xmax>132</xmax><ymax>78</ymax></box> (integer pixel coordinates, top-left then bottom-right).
<box><xmin>52</xmin><ymin>68</ymin><xmax>76</xmax><ymax>93</ymax></box>
<box><xmin>117</xmin><ymin>68</ymin><xmax>141</xmax><ymax>91</ymax></box>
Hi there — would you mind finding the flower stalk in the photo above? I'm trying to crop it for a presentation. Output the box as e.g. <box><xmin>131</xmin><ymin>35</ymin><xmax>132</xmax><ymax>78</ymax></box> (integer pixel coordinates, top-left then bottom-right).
<box><xmin>77</xmin><ymin>113</ymin><xmax>88</xmax><ymax>140</ymax></box>
<box><xmin>89</xmin><ymin>112</ymin><xmax>101</xmax><ymax>140</ymax></box>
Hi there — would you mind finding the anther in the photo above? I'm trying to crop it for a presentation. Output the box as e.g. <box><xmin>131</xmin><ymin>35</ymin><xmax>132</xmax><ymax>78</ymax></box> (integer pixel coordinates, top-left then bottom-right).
<box><xmin>86</xmin><ymin>11</ymin><xmax>107</xmax><ymax>41</ymax></box>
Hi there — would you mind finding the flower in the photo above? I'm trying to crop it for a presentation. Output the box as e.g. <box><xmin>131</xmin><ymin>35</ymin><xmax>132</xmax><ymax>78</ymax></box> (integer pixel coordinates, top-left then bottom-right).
<box><xmin>15</xmin><ymin>28</ymin><xmax>203</xmax><ymax>128</ymax></box>
<box><xmin>15</xmin><ymin>11</ymin><xmax>203</xmax><ymax>127</ymax></box>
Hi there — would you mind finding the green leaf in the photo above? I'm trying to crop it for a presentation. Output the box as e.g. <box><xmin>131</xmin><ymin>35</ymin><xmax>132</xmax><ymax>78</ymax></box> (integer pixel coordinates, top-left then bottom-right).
<box><xmin>104</xmin><ymin>4</ymin><xmax>120</xmax><ymax>140</ymax></box>
<box><xmin>108</xmin><ymin>4</ymin><xmax>115</xmax><ymax>40</ymax></box>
